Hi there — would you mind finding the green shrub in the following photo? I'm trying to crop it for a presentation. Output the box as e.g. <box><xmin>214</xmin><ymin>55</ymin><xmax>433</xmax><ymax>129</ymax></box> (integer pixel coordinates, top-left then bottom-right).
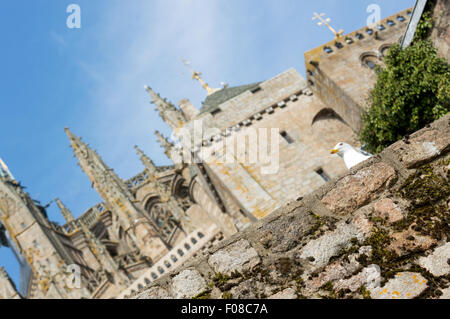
<box><xmin>359</xmin><ymin>40</ymin><xmax>450</xmax><ymax>154</ymax></box>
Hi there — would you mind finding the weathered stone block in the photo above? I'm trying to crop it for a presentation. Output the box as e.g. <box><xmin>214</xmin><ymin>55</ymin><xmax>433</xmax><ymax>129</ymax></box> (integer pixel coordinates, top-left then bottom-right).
<box><xmin>391</xmin><ymin>128</ymin><xmax>450</xmax><ymax>168</ymax></box>
<box><xmin>299</xmin><ymin>213</ymin><xmax>372</xmax><ymax>268</ymax></box>
<box><xmin>372</xmin><ymin>198</ymin><xmax>404</xmax><ymax>224</ymax></box>
<box><xmin>171</xmin><ymin>269</ymin><xmax>207</xmax><ymax>299</ymax></box>
<box><xmin>417</xmin><ymin>243</ymin><xmax>450</xmax><ymax>277</ymax></box>
<box><xmin>208</xmin><ymin>239</ymin><xmax>260</xmax><ymax>275</ymax></box>
<box><xmin>440</xmin><ymin>287</ymin><xmax>450</xmax><ymax>300</ymax></box>
<box><xmin>321</xmin><ymin>163</ymin><xmax>396</xmax><ymax>215</ymax></box>
<box><xmin>389</xmin><ymin>229</ymin><xmax>436</xmax><ymax>256</ymax></box>
<box><xmin>370</xmin><ymin>272</ymin><xmax>428</xmax><ymax>299</ymax></box>
<box><xmin>268</xmin><ymin>288</ymin><xmax>297</xmax><ymax>299</ymax></box>
<box><xmin>334</xmin><ymin>267</ymin><xmax>371</xmax><ymax>293</ymax></box>
<box><xmin>258</xmin><ymin>211</ymin><xmax>316</xmax><ymax>253</ymax></box>
<box><xmin>134</xmin><ymin>286</ymin><xmax>172</xmax><ymax>299</ymax></box>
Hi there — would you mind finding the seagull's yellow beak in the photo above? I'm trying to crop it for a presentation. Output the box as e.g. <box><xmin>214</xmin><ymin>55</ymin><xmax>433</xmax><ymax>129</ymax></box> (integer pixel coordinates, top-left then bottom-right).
<box><xmin>331</xmin><ymin>149</ymin><xmax>339</xmax><ymax>154</ymax></box>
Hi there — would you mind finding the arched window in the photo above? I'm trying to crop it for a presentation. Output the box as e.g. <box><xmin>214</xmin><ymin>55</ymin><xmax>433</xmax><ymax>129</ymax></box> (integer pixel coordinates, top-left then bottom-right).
<box><xmin>311</xmin><ymin>108</ymin><xmax>357</xmax><ymax>151</ymax></box>
<box><xmin>379</xmin><ymin>44</ymin><xmax>393</xmax><ymax>58</ymax></box>
<box><xmin>164</xmin><ymin>261</ymin><xmax>171</xmax><ymax>268</ymax></box>
<box><xmin>178</xmin><ymin>249</ymin><xmax>184</xmax><ymax>257</ymax></box>
<box><xmin>151</xmin><ymin>273</ymin><xmax>158</xmax><ymax>280</ymax></box>
<box><xmin>191</xmin><ymin>238</ymin><xmax>198</xmax><ymax>245</ymax></box>
<box><xmin>144</xmin><ymin>198</ymin><xmax>179</xmax><ymax>245</ymax></box>
<box><xmin>184</xmin><ymin>243</ymin><xmax>191</xmax><ymax>250</ymax></box>
<box><xmin>360</xmin><ymin>53</ymin><xmax>379</xmax><ymax>70</ymax></box>
<box><xmin>158</xmin><ymin>267</ymin><xmax>164</xmax><ymax>274</ymax></box>
<box><xmin>144</xmin><ymin>278</ymin><xmax>151</xmax><ymax>285</ymax></box>
<box><xmin>138</xmin><ymin>284</ymin><xmax>143</xmax><ymax>290</ymax></box>
<box><xmin>171</xmin><ymin>255</ymin><xmax>178</xmax><ymax>262</ymax></box>
<box><xmin>197</xmin><ymin>232</ymin><xmax>204</xmax><ymax>239</ymax></box>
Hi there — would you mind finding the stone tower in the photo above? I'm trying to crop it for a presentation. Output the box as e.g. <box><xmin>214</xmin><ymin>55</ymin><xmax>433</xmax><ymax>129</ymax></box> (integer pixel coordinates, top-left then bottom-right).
<box><xmin>304</xmin><ymin>8</ymin><xmax>412</xmax><ymax>132</ymax></box>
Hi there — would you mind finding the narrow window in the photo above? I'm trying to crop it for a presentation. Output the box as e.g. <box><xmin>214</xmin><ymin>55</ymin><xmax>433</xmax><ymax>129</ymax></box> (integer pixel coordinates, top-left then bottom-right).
<box><xmin>151</xmin><ymin>273</ymin><xmax>158</xmax><ymax>279</ymax></box>
<box><xmin>184</xmin><ymin>243</ymin><xmax>191</xmax><ymax>250</ymax></box>
<box><xmin>316</xmin><ymin>168</ymin><xmax>330</xmax><ymax>182</ymax></box>
<box><xmin>197</xmin><ymin>232</ymin><xmax>204</xmax><ymax>238</ymax></box>
<box><xmin>177</xmin><ymin>249</ymin><xmax>184</xmax><ymax>256</ymax></box>
<box><xmin>191</xmin><ymin>238</ymin><xmax>198</xmax><ymax>245</ymax></box>
<box><xmin>144</xmin><ymin>278</ymin><xmax>151</xmax><ymax>285</ymax></box>
<box><xmin>250</xmin><ymin>86</ymin><xmax>262</xmax><ymax>94</ymax></box>
<box><xmin>280</xmin><ymin>131</ymin><xmax>294</xmax><ymax>144</ymax></box>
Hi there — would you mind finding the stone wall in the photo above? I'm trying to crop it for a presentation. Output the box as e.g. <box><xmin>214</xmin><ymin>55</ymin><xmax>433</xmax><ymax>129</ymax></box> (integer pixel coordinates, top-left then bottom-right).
<box><xmin>430</xmin><ymin>0</ymin><xmax>450</xmax><ymax>63</ymax></box>
<box><xmin>130</xmin><ymin>113</ymin><xmax>449</xmax><ymax>299</ymax></box>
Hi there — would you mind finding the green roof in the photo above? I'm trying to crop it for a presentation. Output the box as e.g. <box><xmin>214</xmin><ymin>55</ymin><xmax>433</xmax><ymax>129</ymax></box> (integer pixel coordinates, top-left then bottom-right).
<box><xmin>200</xmin><ymin>82</ymin><xmax>262</xmax><ymax>114</ymax></box>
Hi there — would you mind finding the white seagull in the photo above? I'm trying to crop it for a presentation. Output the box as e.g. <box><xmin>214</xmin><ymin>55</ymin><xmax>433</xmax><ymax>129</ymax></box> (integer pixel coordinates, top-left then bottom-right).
<box><xmin>331</xmin><ymin>142</ymin><xmax>372</xmax><ymax>169</ymax></box>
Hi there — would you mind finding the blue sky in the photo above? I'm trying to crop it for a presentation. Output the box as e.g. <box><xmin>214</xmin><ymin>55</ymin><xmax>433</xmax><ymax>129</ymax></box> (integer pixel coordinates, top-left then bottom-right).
<box><xmin>0</xmin><ymin>0</ymin><xmax>414</xmax><ymax>289</ymax></box>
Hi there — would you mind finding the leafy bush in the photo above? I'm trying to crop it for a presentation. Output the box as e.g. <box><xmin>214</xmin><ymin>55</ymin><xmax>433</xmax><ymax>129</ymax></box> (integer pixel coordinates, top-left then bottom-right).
<box><xmin>359</xmin><ymin>39</ymin><xmax>450</xmax><ymax>154</ymax></box>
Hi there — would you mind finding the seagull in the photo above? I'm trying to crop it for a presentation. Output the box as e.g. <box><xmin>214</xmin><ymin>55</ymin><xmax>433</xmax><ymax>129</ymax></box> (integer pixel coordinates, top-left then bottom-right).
<box><xmin>331</xmin><ymin>142</ymin><xmax>372</xmax><ymax>169</ymax></box>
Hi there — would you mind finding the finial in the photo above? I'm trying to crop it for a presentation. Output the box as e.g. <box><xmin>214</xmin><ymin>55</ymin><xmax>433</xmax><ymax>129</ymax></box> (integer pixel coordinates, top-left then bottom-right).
<box><xmin>55</xmin><ymin>198</ymin><xmax>75</xmax><ymax>224</ymax></box>
<box><xmin>182</xmin><ymin>59</ymin><xmax>220</xmax><ymax>96</ymax></box>
<box><xmin>312</xmin><ymin>12</ymin><xmax>344</xmax><ymax>39</ymax></box>
<box><xmin>64</xmin><ymin>127</ymin><xmax>78</xmax><ymax>141</ymax></box>
<box><xmin>155</xmin><ymin>130</ymin><xmax>175</xmax><ymax>155</ymax></box>
<box><xmin>134</xmin><ymin>145</ymin><xmax>157</xmax><ymax>173</ymax></box>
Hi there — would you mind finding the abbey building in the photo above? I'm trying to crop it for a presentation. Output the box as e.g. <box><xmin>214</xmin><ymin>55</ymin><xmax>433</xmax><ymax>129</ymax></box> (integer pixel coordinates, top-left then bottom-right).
<box><xmin>0</xmin><ymin>7</ymin><xmax>413</xmax><ymax>299</ymax></box>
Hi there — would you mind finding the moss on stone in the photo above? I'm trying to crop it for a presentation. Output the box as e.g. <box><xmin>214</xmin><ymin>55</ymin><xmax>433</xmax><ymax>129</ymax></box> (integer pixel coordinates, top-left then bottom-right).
<box><xmin>222</xmin><ymin>291</ymin><xmax>233</xmax><ymax>299</ymax></box>
<box><xmin>192</xmin><ymin>290</ymin><xmax>211</xmax><ymax>299</ymax></box>
<box><xmin>359</xmin><ymin>285</ymin><xmax>372</xmax><ymax>299</ymax></box>
<box><xmin>395</xmin><ymin>163</ymin><xmax>449</xmax><ymax>241</ymax></box>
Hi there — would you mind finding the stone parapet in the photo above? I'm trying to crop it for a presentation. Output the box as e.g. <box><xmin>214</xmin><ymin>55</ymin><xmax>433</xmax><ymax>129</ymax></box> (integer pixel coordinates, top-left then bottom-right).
<box><xmin>130</xmin><ymin>113</ymin><xmax>449</xmax><ymax>299</ymax></box>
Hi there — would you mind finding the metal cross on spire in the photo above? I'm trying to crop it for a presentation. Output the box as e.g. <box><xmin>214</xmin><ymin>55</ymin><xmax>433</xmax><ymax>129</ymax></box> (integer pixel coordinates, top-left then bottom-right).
<box><xmin>182</xmin><ymin>59</ymin><xmax>220</xmax><ymax>96</ymax></box>
<box><xmin>312</xmin><ymin>12</ymin><xmax>344</xmax><ymax>39</ymax></box>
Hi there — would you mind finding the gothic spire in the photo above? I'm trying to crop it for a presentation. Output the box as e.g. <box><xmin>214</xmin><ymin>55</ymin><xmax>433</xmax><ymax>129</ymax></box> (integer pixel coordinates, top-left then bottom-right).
<box><xmin>64</xmin><ymin>128</ymin><xmax>170</xmax><ymax>261</ymax></box>
<box><xmin>144</xmin><ymin>86</ymin><xmax>185</xmax><ymax>129</ymax></box>
<box><xmin>55</xmin><ymin>198</ymin><xmax>75</xmax><ymax>225</ymax></box>
<box><xmin>134</xmin><ymin>145</ymin><xmax>157</xmax><ymax>175</ymax></box>
<box><xmin>155</xmin><ymin>130</ymin><xmax>174</xmax><ymax>158</ymax></box>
